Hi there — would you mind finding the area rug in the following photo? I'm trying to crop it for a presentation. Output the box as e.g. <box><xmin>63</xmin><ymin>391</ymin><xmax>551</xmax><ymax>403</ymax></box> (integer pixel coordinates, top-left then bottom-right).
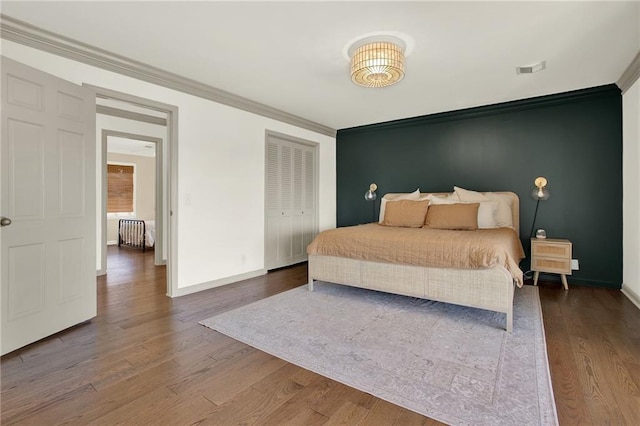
<box><xmin>200</xmin><ymin>282</ymin><xmax>558</xmax><ymax>426</ymax></box>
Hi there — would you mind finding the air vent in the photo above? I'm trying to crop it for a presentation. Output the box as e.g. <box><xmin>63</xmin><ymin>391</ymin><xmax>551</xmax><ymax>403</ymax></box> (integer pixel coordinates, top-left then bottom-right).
<box><xmin>516</xmin><ymin>60</ymin><xmax>546</xmax><ymax>75</ymax></box>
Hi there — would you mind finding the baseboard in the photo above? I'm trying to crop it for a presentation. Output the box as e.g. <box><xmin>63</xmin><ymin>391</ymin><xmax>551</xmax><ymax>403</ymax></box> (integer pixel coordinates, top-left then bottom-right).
<box><xmin>170</xmin><ymin>268</ymin><xmax>267</xmax><ymax>297</ymax></box>
<box><xmin>536</xmin><ymin>273</ymin><xmax>621</xmax><ymax>289</ymax></box>
<box><xmin>107</xmin><ymin>240</ymin><xmax>118</xmax><ymax>246</ymax></box>
<box><xmin>621</xmin><ymin>284</ymin><xmax>640</xmax><ymax>310</ymax></box>
<box><xmin>96</xmin><ymin>268</ymin><xmax>106</xmax><ymax>276</ymax></box>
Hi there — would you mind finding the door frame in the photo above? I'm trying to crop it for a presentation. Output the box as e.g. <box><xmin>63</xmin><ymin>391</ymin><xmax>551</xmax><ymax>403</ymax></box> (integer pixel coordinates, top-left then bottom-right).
<box><xmin>101</xmin><ymin>130</ymin><xmax>163</xmax><ymax>268</ymax></box>
<box><xmin>86</xmin><ymin>84</ymin><xmax>179</xmax><ymax>297</ymax></box>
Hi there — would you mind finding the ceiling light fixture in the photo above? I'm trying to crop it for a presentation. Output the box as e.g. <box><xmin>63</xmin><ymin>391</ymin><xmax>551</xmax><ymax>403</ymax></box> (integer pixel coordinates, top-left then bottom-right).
<box><xmin>348</xmin><ymin>36</ymin><xmax>406</xmax><ymax>88</ymax></box>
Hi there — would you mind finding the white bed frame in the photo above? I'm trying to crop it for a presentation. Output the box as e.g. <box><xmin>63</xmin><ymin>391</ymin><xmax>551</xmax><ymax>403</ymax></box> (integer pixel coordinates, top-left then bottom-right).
<box><xmin>308</xmin><ymin>192</ymin><xmax>520</xmax><ymax>332</ymax></box>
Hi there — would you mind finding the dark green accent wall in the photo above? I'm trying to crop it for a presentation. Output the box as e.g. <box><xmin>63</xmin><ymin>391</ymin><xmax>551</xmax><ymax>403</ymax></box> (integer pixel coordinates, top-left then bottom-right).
<box><xmin>336</xmin><ymin>84</ymin><xmax>622</xmax><ymax>288</ymax></box>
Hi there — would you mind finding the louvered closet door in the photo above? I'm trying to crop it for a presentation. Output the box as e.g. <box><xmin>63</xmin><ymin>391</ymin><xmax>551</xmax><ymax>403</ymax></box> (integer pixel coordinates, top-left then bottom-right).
<box><xmin>265</xmin><ymin>134</ymin><xmax>317</xmax><ymax>270</ymax></box>
<box><xmin>265</xmin><ymin>140</ymin><xmax>281</xmax><ymax>269</ymax></box>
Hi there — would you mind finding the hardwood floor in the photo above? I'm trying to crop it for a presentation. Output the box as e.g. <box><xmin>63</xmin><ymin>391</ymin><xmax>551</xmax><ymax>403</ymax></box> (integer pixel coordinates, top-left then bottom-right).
<box><xmin>2</xmin><ymin>246</ymin><xmax>639</xmax><ymax>425</ymax></box>
<box><xmin>538</xmin><ymin>280</ymin><xmax>640</xmax><ymax>425</ymax></box>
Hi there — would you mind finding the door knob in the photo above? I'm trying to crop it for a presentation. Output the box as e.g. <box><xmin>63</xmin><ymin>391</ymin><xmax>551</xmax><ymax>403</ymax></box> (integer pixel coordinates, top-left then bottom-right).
<box><xmin>0</xmin><ymin>217</ymin><xmax>12</xmax><ymax>227</ymax></box>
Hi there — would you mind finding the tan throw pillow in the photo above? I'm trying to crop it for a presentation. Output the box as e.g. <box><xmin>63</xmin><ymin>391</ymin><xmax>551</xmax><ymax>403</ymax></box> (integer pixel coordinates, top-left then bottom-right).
<box><xmin>430</xmin><ymin>192</ymin><xmax>497</xmax><ymax>228</ymax></box>
<box><xmin>454</xmin><ymin>186</ymin><xmax>514</xmax><ymax>229</ymax></box>
<box><xmin>424</xmin><ymin>203</ymin><xmax>480</xmax><ymax>230</ymax></box>
<box><xmin>382</xmin><ymin>200</ymin><xmax>429</xmax><ymax>228</ymax></box>
<box><xmin>378</xmin><ymin>189</ymin><xmax>421</xmax><ymax>223</ymax></box>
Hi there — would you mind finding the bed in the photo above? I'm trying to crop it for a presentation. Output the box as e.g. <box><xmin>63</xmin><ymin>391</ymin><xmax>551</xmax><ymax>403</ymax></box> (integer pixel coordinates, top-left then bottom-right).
<box><xmin>118</xmin><ymin>219</ymin><xmax>156</xmax><ymax>252</ymax></box>
<box><xmin>307</xmin><ymin>190</ymin><xmax>524</xmax><ymax>332</ymax></box>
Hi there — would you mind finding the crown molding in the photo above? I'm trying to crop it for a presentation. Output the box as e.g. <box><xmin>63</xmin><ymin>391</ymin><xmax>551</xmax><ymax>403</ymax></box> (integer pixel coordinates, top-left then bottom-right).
<box><xmin>617</xmin><ymin>50</ymin><xmax>640</xmax><ymax>94</ymax></box>
<box><xmin>0</xmin><ymin>14</ymin><xmax>335</xmax><ymax>137</ymax></box>
<box><xmin>339</xmin><ymin>84</ymin><xmax>620</xmax><ymax>135</ymax></box>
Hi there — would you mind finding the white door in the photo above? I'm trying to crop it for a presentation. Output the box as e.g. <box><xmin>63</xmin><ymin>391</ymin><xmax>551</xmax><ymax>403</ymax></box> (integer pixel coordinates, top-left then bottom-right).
<box><xmin>1</xmin><ymin>57</ymin><xmax>96</xmax><ymax>355</ymax></box>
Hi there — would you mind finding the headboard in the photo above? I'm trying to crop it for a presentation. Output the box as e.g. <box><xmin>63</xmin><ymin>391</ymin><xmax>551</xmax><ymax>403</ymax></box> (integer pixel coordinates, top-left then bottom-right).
<box><xmin>382</xmin><ymin>191</ymin><xmax>520</xmax><ymax>237</ymax></box>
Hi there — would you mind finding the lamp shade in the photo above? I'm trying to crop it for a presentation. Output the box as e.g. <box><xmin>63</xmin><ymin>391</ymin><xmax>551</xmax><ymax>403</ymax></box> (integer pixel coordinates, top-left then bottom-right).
<box><xmin>350</xmin><ymin>41</ymin><xmax>405</xmax><ymax>88</ymax></box>
<box><xmin>531</xmin><ymin>177</ymin><xmax>550</xmax><ymax>200</ymax></box>
<box><xmin>364</xmin><ymin>183</ymin><xmax>378</xmax><ymax>201</ymax></box>
<box><xmin>531</xmin><ymin>187</ymin><xmax>550</xmax><ymax>200</ymax></box>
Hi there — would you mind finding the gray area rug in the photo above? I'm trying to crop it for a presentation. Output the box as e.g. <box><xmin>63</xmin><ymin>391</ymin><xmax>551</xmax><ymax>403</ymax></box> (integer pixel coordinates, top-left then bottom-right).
<box><xmin>200</xmin><ymin>282</ymin><xmax>558</xmax><ymax>425</ymax></box>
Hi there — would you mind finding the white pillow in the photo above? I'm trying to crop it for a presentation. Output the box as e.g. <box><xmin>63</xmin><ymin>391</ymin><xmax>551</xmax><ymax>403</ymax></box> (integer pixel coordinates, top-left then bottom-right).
<box><xmin>453</xmin><ymin>186</ymin><xmax>490</xmax><ymax>202</ymax></box>
<box><xmin>426</xmin><ymin>193</ymin><xmax>457</xmax><ymax>202</ymax></box>
<box><xmin>484</xmin><ymin>193</ymin><xmax>514</xmax><ymax>228</ymax></box>
<box><xmin>378</xmin><ymin>189</ymin><xmax>420</xmax><ymax>223</ymax></box>
<box><xmin>426</xmin><ymin>194</ymin><xmax>456</xmax><ymax>205</ymax></box>
<box><xmin>453</xmin><ymin>186</ymin><xmax>513</xmax><ymax>229</ymax></box>
<box><xmin>476</xmin><ymin>201</ymin><xmax>498</xmax><ymax>228</ymax></box>
<box><xmin>429</xmin><ymin>194</ymin><xmax>498</xmax><ymax>228</ymax></box>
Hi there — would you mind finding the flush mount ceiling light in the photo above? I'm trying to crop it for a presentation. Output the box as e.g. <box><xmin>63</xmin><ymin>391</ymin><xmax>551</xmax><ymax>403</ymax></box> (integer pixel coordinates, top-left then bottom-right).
<box><xmin>346</xmin><ymin>34</ymin><xmax>410</xmax><ymax>88</ymax></box>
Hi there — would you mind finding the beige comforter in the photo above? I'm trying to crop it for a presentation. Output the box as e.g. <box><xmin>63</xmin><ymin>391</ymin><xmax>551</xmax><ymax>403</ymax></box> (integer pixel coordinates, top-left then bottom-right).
<box><xmin>307</xmin><ymin>224</ymin><xmax>525</xmax><ymax>287</ymax></box>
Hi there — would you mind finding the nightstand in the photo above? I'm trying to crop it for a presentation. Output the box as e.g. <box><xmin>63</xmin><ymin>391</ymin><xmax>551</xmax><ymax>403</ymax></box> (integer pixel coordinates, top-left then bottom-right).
<box><xmin>530</xmin><ymin>238</ymin><xmax>572</xmax><ymax>290</ymax></box>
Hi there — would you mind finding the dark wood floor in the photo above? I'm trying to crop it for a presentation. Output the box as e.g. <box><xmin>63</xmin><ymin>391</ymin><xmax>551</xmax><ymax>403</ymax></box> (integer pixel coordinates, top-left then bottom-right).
<box><xmin>2</xmin><ymin>246</ymin><xmax>639</xmax><ymax>425</ymax></box>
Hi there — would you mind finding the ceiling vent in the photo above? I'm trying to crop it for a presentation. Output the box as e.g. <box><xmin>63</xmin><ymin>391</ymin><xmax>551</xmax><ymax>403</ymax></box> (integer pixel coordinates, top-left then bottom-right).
<box><xmin>516</xmin><ymin>60</ymin><xmax>546</xmax><ymax>75</ymax></box>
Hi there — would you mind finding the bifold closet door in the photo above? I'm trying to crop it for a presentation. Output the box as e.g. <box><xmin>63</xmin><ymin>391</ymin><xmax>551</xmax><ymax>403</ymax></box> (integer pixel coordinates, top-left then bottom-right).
<box><xmin>265</xmin><ymin>134</ymin><xmax>317</xmax><ymax>270</ymax></box>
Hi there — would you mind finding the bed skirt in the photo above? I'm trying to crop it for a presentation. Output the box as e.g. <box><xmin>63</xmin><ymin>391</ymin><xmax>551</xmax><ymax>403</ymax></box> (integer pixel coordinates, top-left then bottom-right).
<box><xmin>308</xmin><ymin>254</ymin><xmax>515</xmax><ymax>332</ymax></box>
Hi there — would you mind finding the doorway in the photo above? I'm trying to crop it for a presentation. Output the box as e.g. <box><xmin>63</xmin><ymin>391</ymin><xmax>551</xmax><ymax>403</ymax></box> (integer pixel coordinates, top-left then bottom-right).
<box><xmin>102</xmin><ymin>131</ymin><xmax>163</xmax><ymax>268</ymax></box>
<box><xmin>88</xmin><ymin>85</ymin><xmax>179</xmax><ymax>297</ymax></box>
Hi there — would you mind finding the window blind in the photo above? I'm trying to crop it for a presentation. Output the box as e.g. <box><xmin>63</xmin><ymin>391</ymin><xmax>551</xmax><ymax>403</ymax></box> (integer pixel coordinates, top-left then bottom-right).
<box><xmin>107</xmin><ymin>164</ymin><xmax>134</xmax><ymax>213</ymax></box>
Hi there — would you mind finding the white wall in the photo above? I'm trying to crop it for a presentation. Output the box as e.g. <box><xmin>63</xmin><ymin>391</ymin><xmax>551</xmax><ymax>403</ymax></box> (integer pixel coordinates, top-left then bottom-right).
<box><xmin>1</xmin><ymin>40</ymin><xmax>337</xmax><ymax>293</ymax></box>
<box><xmin>106</xmin><ymin>152</ymin><xmax>156</xmax><ymax>243</ymax></box>
<box><xmin>623</xmin><ymin>77</ymin><xmax>640</xmax><ymax>306</ymax></box>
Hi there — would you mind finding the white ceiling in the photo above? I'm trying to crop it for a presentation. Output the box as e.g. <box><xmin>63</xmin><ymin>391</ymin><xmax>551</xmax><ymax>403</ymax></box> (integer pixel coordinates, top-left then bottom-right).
<box><xmin>2</xmin><ymin>1</ymin><xmax>639</xmax><ymax>130</ymax></box>
<box><xmin>108</xmin><ymin>137</ymin><xmax>156</xmax><ymax>158</ymax></box>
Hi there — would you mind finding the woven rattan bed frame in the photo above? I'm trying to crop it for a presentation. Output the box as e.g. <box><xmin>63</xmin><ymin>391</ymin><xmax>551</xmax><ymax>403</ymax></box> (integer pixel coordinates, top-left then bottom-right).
<box><xmin>308</xmin><ymin>192</ymin><xmax>520</xmax><ymax>332</ymax></box>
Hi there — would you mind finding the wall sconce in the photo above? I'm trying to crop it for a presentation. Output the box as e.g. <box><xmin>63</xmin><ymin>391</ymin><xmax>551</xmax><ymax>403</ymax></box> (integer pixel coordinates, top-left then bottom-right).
<box><xmin>531</xmin><ymin>177</ymin><xmax>550</xmax><ymax>200</ymax></box>
<box><xmin>364</xmin><ymin>183</ymin><xmax>378</xmax><ymax>201</ymax></box>
<box><xmin>529</xmin><ymin>177</ymin><xmax>550</xmax><ymax>237</ymax></box>
<box><xmin>364</xmin><ymin>183</ymin><xmax>378</xmax><ymax>222</ymax></box>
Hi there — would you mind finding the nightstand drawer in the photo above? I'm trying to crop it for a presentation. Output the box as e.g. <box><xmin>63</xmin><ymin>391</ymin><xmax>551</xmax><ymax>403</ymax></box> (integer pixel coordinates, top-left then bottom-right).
<box><xmin>530</xmin><ymin>238</ymin><xmax>572</xmax><ymax>289</ymax></box>
<box><xmin>531</xmin><ymin>241</ymin><xmax>571</xmax><ymax>259</ymax></box>
<box><xmin>531</xmin><ymin>257</ymin><xmax>572</xmax><ymax>275</ymax></box>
